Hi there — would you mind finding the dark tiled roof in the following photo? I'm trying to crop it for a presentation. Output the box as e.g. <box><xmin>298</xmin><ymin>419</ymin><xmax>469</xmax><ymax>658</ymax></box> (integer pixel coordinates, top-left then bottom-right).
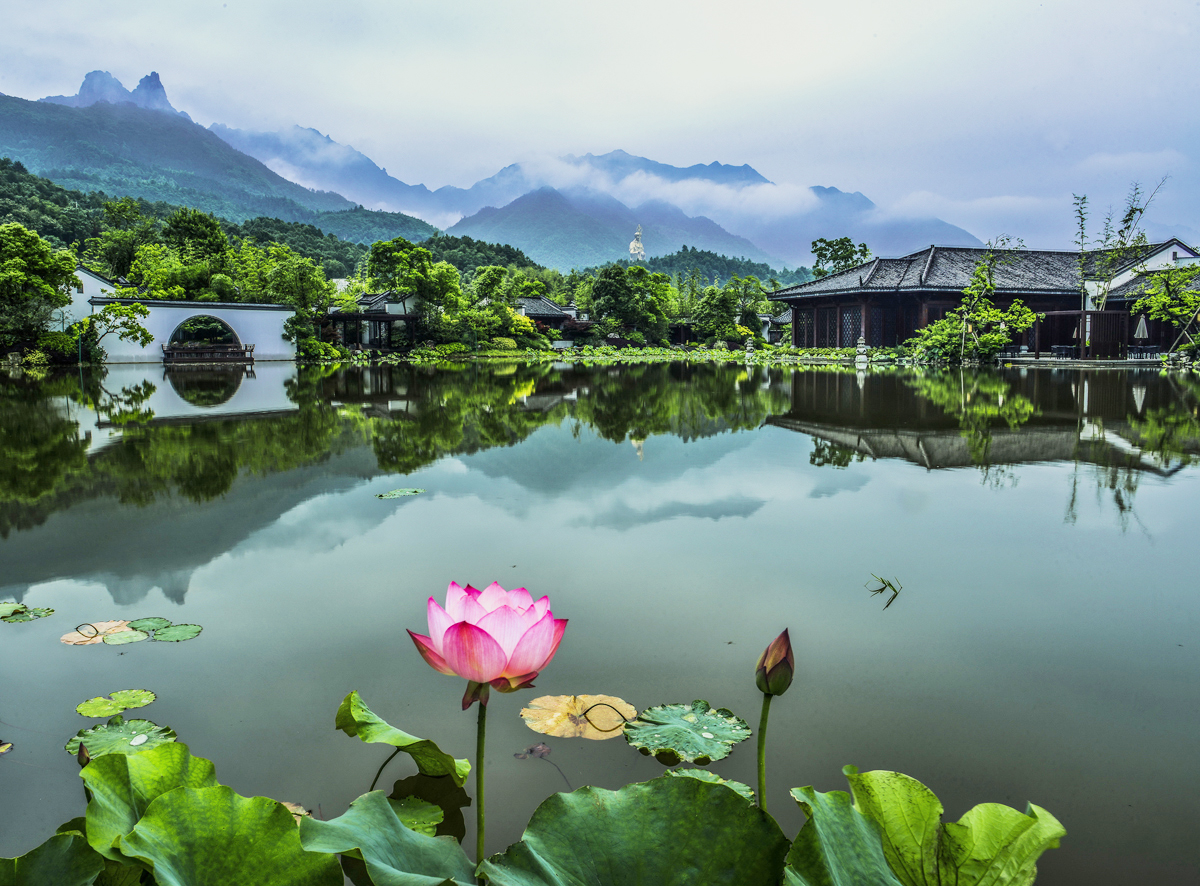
<box><xmin>770</xmin><ymin>241</ymin><xmax>1195</xmax><ymax>303</ymax></box>
<box><xmin>518</xmin><ymin>296</ymin><xmax>569</xmax><ymax>319</ymax></box>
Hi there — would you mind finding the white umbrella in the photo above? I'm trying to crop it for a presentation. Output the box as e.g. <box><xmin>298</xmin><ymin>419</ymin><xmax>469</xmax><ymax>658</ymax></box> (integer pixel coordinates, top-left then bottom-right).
<box><xmin>1134</xmin><ymin>314</ymin><xmax>1149</xmax><ymax>340</ymax></box>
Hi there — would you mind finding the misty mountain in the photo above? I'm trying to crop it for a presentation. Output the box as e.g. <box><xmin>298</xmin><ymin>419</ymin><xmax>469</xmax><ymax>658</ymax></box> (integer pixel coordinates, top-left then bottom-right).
<box><xmin>447</xmin><ymin>187</ymin><xmax>780</xmax><ymax>271</ymax></box>
<box><xmin>40</xmin><ymin>70</ymin><xmax>190</xmax><ymax>119</ymax></box>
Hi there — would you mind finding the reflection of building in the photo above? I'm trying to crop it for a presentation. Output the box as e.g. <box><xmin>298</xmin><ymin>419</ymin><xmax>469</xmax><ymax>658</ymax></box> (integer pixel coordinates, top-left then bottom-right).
<box><xmin>770</xmin><ymin>241</ymin><xmax>1197</xmax><ymax>356</ymax></box>
<box><xmin>766</xmin><ymin>368</ymin><xmax>1189</xmax><ymax>475</ymax></box>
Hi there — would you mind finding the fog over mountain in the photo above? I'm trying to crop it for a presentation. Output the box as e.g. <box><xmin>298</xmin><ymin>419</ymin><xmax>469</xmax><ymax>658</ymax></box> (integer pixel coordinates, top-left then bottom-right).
<box><xmin>208</xmin><ymin>122</ymin><xmax>981</xmax><ymax>265</ymax></box>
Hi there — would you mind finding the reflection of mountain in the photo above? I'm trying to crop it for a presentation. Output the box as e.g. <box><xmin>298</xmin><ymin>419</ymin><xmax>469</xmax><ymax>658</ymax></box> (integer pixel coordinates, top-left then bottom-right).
<box><xmin>766</xmin><ymin>367</ymin><xmax>1189</xmax><ymax>475</ymax></box>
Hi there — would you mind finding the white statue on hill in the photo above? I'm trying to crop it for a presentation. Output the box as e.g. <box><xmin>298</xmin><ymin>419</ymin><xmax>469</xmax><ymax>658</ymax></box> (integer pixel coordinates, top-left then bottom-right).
<box><xmin>629</xmin><ymin>225</ymin><xmax>646</xmax><ymax>262</ymax></box>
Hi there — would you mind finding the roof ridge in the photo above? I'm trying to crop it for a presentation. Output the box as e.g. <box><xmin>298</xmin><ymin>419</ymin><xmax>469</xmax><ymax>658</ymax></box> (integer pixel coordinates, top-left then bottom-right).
<box><xmin>862</xmin><ymin>257</ymin><xmax>882</xmax><ymax>286</ymax></box>
<box><xmin>920</xmin><ymin>245</ymin><xmax>936</xmax><ymax>286</ymax></box>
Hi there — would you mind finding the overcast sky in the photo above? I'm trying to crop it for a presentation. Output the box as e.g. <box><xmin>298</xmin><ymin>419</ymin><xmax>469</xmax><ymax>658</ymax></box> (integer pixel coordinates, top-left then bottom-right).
<box><xmin>3</xmin><ymin>0</ymin><xmax>1198</xmax><ymax>245</ymax></box>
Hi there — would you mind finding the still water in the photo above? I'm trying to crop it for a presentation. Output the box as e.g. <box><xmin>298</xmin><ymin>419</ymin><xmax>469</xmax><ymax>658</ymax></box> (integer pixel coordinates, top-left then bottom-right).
<box><xmin>1</xmin><ymin>361</ymin><xmax>1197</xmax><ymax>883</ymax></box>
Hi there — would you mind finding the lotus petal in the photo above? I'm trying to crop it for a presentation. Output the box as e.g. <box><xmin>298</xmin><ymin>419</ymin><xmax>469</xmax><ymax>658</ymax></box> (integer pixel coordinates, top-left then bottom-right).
<box><xmin>442</xmin><ymin>623</ymin><xmax>507</xmax><ymax>683</ymax></box>
<box><xmin>477</xmin><ymin>582</ymin><xmax>508</xmax><ymax>611</ymax></box>
<box><xmin>476</xmin><ymin>605</ymin><xmax>529</xmax><ymax>658</ymax></box>
<box><xmin>426</xmin><ymin>598</ymin><xmax>455</xmax><ymax>652</ymax></box>
<box><xmin>506</xmin><ymin>587</ymin><xmax>534</xmax><ymax>611</ymax></box>
<box><xmin>505</xmin><ymin>610</ymin><xmax>558</xmax><ymax>677</ymax></box>
<box><xmin>407</xmin><ymin>631</ymin><xmax>455</xmax><ymax>676</ymax></box>
<box><xmin>444</xmin><ymin>582</ymin><xmax>471</xmax><ymax>621</ymax></box>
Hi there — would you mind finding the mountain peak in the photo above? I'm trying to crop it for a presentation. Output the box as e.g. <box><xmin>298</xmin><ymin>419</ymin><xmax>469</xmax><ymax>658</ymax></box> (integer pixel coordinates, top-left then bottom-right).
<box><xmin>40</xmin><ymin>70</ymin><xmax>188</xmax><ymax>118</ymax></box>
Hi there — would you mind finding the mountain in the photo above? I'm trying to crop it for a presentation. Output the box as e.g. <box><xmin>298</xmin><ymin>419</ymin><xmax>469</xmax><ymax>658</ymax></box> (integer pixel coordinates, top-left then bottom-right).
<box><xmin>40</xmin><ymin>70</ymin><xmax>191</xmax><ymax>119</ymax></box>
<box><xmin>447</xmin><ymin>187</ymin><xmax>780</xmax><ymax>271</ymax></box>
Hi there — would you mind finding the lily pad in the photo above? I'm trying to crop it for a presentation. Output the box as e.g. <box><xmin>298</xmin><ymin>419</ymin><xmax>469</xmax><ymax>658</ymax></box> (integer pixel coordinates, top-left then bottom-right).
<box><xmin>1</xmin><ymin>604</ymin><xmax>54</xmax><ymax>623</ymax></box>
<box><xmin>75</xmin><ymin>689</ymin><xmax>156</xmax><ymax>718</ymax></box>
<box><xmin>663</xmin><ymin>768</ymin><xmax>756</xmax><ymax>802</ymax></box>
<box><xmin>102</xmin><ymin>629</ymin><xmax>149</xmax><ymax>646</ymax></box>
<box><xmin>376</xmin><ymin>488</ymin><xmax>424</xmax><ymax>499</ymax></box>
<box><xmin>623</xmin><ymin>699</ymin><xmax>751</xmax><ymax>766</ymax></box>
<box><xmin>118</xmin><ymin>786</ymin><xmax>343</xmax><ymax>886</ymax></box>
<box><xmin>388</xmin><ymin>796</ymin><xmax>444</xmax><ymax>837</ymax></box>
<box><xmin>0</xmin><ymin>832</ymin><xmax>105</xmax><ymax>886</ymax></box>
<box><xmin>521</xmin><ymin>694</ymin><xmax>637</xmax><ymax>740</ymax></box>
<box><xmin>0</xmin><ymin>602</ymin><xmax>21</xmax><ymax>618</ymax></box>
<box><xmin>299</xmin><ymin>791</ymin><xmax>474</xmax><ymax>886</ymax></box>
<box><xmin>80</xmin><ymin>742</ymin><xmax>218</xmax><ymax>862</ymax></box>
<box><xmin>151</xmin><ymin>624</ymin><xmax>202</xmax><ymax>642</ymax></box>
<box><xmin>478</xmin><ymin>776</ymin><xmax>790</xmax><ymax>886</ymax></box>
<box><xmin>336</xmin><ymin>691</ymin><xmax>470</xmax><ymax>785</ymax></box>
<box><xmin>785</xmin><ymin>783</ymin><xmax>904</xmax><ymax>886</ymax></box>
<box><xmin>60</xmin><ymin>621</ymin><xmax>132</xmax><ymax>645</ymax></box>
<box><xmin>127</xmin><ymin>617</ymin><xmax>172</xmax><ymax>632</ymax></box>
<box><xmin>65</xmin><ymin>716</ymin><xmax>177</xmax><ymax>758</ymax></box>
<box><xmin>388</xmin><ymin>773</ymin><xmax>472</xmax><ymax>843</ymax></box>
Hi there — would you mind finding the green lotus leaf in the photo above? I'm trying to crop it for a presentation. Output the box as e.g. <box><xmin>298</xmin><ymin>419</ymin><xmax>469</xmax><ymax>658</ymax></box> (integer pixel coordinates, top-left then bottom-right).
<box><xmin>0</xmin><ymin>602</ymin><xmax>21</xmax><ymax>619</ymax></box>
<box><xmin>117</xmin><ymin>785</ymin><xmax>342</xmax><ymax>886</ymax></box>
<box><xmin>843</xmin><ymin>766</ymin><xmax>1066</xmax><ymax>886</ymax></box>
<box><xmin>389</xmin><ymin>796</ymin><xmax>444</xmax><ymax>838</ymax></box>
<box><xmin>389</xmin><ymin>774</ymin><xmax>472</xmax><ymax>843</ymax></box>
<box><xmin>376</xmin><ymin>488</ymin><xmax>424</xmax><ymax>498</ymax></box>
<box><xmin>0</xmin><ymin>832</ymin><xmax>104</xmax><ymax>886</ymax></box>
<box><xmin>151</xmin><ymin>624</ymin><xmax>202</xmax><ymax>642</ymax></box>
<box><xmin>76</xmin><ymin>690</ymin><xmax>156</xmax><ymax>719</ymax></box>
<box><xmin>81</xmin><ymin>743</ymin><xmax>217</xmax><ymax>862</ymax></box>
<box><xmin>622</xmin><ymin>700</ymin><xmax>751</xmax><ymax>766</ymax></box>
<box><xmin>299</xmin><ymin>790</ymin><xmax>474</xmax><ymax>886</ymax></box>
<box><xmin>336</xmin><ymin>691</ymin><xmax>470</xmax><ymax>786</ymax></box>
<box><xmin>662</xmin><ymin>768</ymin><xmax>755</xmax><ymax>802</ymax></box>
<box><xmin>2</xmin><ymin>606</ymin><xmax>54</xmax><ymax>623</ymax></box>
<box><xmin>65</xmin><ymin>716</ymin><xmax>176</xmax><ymax>758</ymax></box>
<box><xmin>127</xmin><ymin>618</ymin><xmax>172</xmax><ymax>632</ymax></box>
<box><xmin>479</xmin><ymin>776</ymin><xmax>790</xmax><ymax>886</ymax></box>
<box><xmin>102</xmin><ymin>630</ymin><xmax>148</xmax><ymax>646</ymax></box>
<box><xmin>784</xmin><ymin>784</ymin><xmax>904</xmax><ymax>886</ymax></box>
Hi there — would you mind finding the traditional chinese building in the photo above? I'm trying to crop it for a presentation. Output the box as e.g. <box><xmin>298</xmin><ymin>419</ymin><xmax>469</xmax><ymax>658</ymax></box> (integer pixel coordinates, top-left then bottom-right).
<box><xmin>769</xmin><ymin>240</ymin><xmax>1197</xmax><ymax>356</ymax></box>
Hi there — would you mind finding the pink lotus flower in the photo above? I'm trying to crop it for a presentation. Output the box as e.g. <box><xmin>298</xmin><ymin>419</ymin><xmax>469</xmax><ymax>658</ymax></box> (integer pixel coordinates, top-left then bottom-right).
<box><xmin>408</xmin><ymin>582</ymin><xmax>567</xmax><ymax>708</ymax></box>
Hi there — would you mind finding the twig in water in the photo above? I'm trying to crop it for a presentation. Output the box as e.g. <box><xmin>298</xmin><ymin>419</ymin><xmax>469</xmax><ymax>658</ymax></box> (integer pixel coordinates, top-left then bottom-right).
<box><xmin>866</xmin><ymin>574</ymin><xmax>902</xmax><ymax>610</ymax></box>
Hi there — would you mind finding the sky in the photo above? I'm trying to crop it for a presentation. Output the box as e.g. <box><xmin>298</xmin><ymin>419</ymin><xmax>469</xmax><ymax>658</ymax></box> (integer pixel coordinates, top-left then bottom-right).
<box><xmin>3</xmin><ymin>0</ymin><xmax>1199</xmax><ymax>247</ymax></box>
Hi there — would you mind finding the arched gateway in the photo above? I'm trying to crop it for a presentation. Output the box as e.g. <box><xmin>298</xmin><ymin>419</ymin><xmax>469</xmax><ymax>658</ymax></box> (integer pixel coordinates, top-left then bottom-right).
<box><xmin>87</xmin><ymin>297</ymin><xmax>296</xmax><ymax>363</ymax></box>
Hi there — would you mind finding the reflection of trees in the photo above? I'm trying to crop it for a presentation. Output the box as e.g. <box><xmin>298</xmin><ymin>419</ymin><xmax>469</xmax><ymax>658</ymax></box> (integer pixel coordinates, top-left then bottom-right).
<box><xmin>809</xmin><ymin>438</ymin><xmax>864</xmax><ymax>468</ymax></box>
<box><xmin>905</xmin><ymin>369</ymin><xmax>1038</xmax><ymax>467</ymax></box>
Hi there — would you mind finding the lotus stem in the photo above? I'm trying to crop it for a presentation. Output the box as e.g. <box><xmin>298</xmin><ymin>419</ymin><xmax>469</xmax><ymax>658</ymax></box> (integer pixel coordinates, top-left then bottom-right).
<box><xmin>757</xmin><ymin>692</ymin><xmax>772</xmax><ymax>811</ymax></box>
<box><xmin>476</xmin><ymin>700</ymin><xmax>487</xmax><ymax>870</ymax></box>
<box><xmin>369</xmin><ymin>747</ymin><xmax>402</xmax><ymax>793</ymax></box>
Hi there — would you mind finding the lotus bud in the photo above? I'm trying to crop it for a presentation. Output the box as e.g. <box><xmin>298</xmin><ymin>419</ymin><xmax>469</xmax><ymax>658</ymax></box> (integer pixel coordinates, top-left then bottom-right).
<box><xmin>754</xmin><ymin>629</ymin><xmax>794</xmax><ymax>696</ymax></box>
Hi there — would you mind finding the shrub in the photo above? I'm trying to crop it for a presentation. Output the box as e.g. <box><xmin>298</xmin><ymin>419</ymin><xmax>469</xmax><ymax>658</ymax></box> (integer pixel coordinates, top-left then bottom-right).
<box><xmin>38</xmin><ymin>331</ymin><xmax>77</xmax><ymax>361</ymax></box>
<box><xmin>490</xmin><ymin>337</ymin><xmax>518</xmax><ymax>351</ymax></box>
<box><xmin>626</xmin><ymin>331</ymin><xmax>646</xmax><ymax>346</ymax></box>
<box><xmin>23</xmin><ymin>349</ymin><xmax>50</xmax><ymax>367</ymax></box>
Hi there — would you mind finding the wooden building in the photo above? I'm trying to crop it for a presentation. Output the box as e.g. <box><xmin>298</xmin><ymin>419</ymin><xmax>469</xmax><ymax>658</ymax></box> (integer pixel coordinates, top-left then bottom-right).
<box><xmin>769</xmin><ymin>240</ymin><xmax>1197</xmax><ymax>355</ymax></box>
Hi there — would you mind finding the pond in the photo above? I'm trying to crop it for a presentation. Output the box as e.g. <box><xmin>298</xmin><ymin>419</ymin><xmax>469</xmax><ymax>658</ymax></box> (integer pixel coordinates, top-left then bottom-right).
<box><xmin>1</xmin><ymin>361</ymin><xmax>1197</xmax><ymax>883</ymax></box>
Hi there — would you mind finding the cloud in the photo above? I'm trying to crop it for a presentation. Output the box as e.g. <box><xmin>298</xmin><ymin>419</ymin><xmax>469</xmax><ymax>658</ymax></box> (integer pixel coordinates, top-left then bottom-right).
<box><xmin>572</xmin><ymin>495</ymin><xmax>766</xmax><ymax>531</ymax></box>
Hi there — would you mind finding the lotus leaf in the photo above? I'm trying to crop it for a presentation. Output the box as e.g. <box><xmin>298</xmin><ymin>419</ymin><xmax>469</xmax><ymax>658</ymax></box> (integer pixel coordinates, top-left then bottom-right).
<box><xmin>389</xmin><ymin>774</ymin><xmax>472</xmax><ymax>843</ymax></box>
<box><xmin>478</xmin><ymin>776</ymin><xmax>790</xmax><ymax>886</ymax></box>
<box><xmin>298</xmin><ymin>790</ymin><xmax>475</xmax><ymax>886</ymax></box>
<box><xmin>0</xmin><ymin>832</ymin><xmax>104</xmax><ymax>886</ymax></box>
<box><xmin>389</xmin><ymin>796</ymin><xmax>444</xmax><ymax>837</ymax></box>
<box><xmin>662</xmin><ymin>768</ymin><xmax>755</xmax><ymax>802</ymax></box>
<box><xmin>151</xmin><ymin>624</ymin><xmax>202</xmax><ymax>642</ymax></box>
<box><xmin>127</xmin><ymin>618</ymin><xmax>172</xmax><ymax>632</ymax></box>
<box><xmin>336</xmin><ymin>691</ymin><xmax>470</xmax><ymax>785</ymax></box>
<box><xmin>102</xmin><ymin>630</ymin><xmax>149</xmax><ymax>646</ymax></box>
<box><xmin>281</xmin><ymin>802</ymin><xmax>312</xmax><ymax>824</ymax></box>
<box><xmin>622</xmin><ymin>700</ymin><xmax>750</xmax><ymax>766</ymax></box>
<box><xmin>784</xmin><ymin>784</ymin><xmax>904</xmax><ymax>886</ymax></box>
<box><xmin>842</xmin><ymin>766</ymin><xmax>1065</xmax><ymax>886</ymax></box>
<box><xmin>520</xmin><ymin>694</ymin><xmax>636</xmax><ymax>740</ymax></box>
<box><xmin>65</xmin><ymin>716</ymin><xmax>176</xmax><ymax>758</ymax></box>
<box><xmin>75</xmin><ymin>690</ymin><xmax>156</xmax><ymax>719</ymax></box>
<box><xmin>377</xmin><ymin>488</ymin><xmax>425</xmax><ymax>498</ymax></box>
<box><xmin>118</xmin><ymin>785</ymin><xmax>343</xmax><ymax>885</ymax></box>
<box><xmin>1</xmin><ymin>605</ymin><xmax>54</xmax><ymax>623</ymax></box>
<box><xmin>81</xmin><ymin>743</ymin><xmax>217</xmax><ymax>862</ymax></box>
<box><xmin>60</xmin><ymin>621</ymin><xmax>132</xmax><ymax>645</ymax></box>
<box><xmin>0</xmin><ymin>602</ymin><xmax>20</xmax><ymax>619</ymax></box>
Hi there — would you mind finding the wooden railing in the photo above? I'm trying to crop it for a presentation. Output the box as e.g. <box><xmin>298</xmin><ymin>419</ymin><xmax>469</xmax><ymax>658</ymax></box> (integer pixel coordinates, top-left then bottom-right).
<box><xmin>162</xmin><ymin>343</ymin><xmax>255</xmax><ymax>364</ymax></box>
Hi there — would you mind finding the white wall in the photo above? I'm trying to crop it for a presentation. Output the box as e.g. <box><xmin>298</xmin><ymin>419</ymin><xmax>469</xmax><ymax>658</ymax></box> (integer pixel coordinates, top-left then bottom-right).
<box><xmin>92</xmin><ymin>299</ymin><xmax>297</xmax><ymax>363</ymax></box>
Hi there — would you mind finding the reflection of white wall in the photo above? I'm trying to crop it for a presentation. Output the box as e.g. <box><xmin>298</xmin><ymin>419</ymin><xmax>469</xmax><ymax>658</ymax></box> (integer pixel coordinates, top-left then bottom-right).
<box><xmin>76</xmin><ymin>364</ymin><xmax>300</xmax><ymax>450</ymax></box>
<box><xmin>88</xmin><ymin>298</ymin><xmax>297</xmax><ymax>363</ymax></box>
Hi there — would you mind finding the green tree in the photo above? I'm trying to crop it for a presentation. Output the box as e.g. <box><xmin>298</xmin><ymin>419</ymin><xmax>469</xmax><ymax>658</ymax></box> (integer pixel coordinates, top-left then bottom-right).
<box><xmin>76</xmin><ymin>303</ymin><xmax>154</xmax><ymax>359</ymax></box>
<box><xmin>691</xmin><ymin>283</ymin><xmax>739</xmax><ymax>341</ymax></box>
<box><xmin>83</xmin><ymin>197</ymin><xmax>160</xmax><ymax>278</ymax></box>
<box><xmin>163</xmin><ymin>207</ymin><xmax>229</xmax><ymax>266</ymax></box>
<box><xmin>1133</xmin><ymin>264</ymin><xmax>1200</xmax><ymax>353</ymax></box>
<box><xmin>0</xmin><ymin>222</ymin><xmax>78</xmax><ymax>346</ymax></box>
<box><xmin>811</xmin><ymin>237</ymin><xmax>871</xmax><ymax>279</ymax></box>
<box><xmin>590</xmin><ymin>265</ymin><xmax>671</xmax><ymax>340</ymax></box>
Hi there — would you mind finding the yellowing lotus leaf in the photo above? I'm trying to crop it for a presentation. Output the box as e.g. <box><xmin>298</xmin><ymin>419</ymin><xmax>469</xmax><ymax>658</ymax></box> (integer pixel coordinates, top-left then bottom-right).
<box><xmin>520</xmin><ymin>694</ymin><xmax>637</xmax><ymax>740</ymax></box>
<box><xmin>60</xmin><ymin>621</ymin><xmax>132</xmax><ymax>646</ymax></box>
